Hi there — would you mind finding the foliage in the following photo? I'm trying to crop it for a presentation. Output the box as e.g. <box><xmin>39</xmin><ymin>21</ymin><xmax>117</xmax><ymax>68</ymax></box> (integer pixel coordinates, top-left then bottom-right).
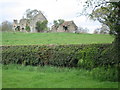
<box><xmin>82</xmin><ymin>0</ymin><xmax>120</xmax><ymax>52</ymax></box>
<box><xmin>53</xmin><ymin>20</ymin><xmax>59</xmax><ymax>28</ymax></box>
<box><xmin>84</xmin><ymin>1</ymin><xmax>120</xmax><ymax>56</ymax></box>
<box><xmin>58</xmin><ymin>19</ymin><xmax>64</xmax><ymax>25</ymax></box>
<box><xmin>2</xmin><ymin>44</ymin><xmax>111</xmax><ymax>68</ymax></box>
<box><xmin>2</xmin><ymin>64</ymin><xmax>118</xmax><ymax>88</ymax></box>
<box><xmin>100</xmin><ymin>24</ymin><xmax>109</xmax><ymax>34</ymax></box>
<box><xmin>77</xmin><ymin>46</ymin><xmax>98</xmax><ymax>69</ymax></box>
<box><xmin>0</xmin><ymin>21</ymin><xmax>13</xmax><ymax>32</ymax></box>
<box><xmin>82</xmin><ymin>1</ymin><xmax>120</xmax><ymax>77</ymax></box>
<box><xmin>25</xmin><ymin>25</ymin><xmax>30</xmax><ymax>32</ymax></box>
<box><xmin>89</xmin><ymin>2</ymin><xmax>120</xmax><ymax>36</ymax></box>
<box><xmin>35</xmin><ymin>20</ymin><xmax>48</xmax><ymax>32</ymax></box>
<box><xmin>77</xmin><ymin>44</ymin><xmax>118</xmax><ymax>69</ymax></box>
<box><xmin>53</xmin><ymin>19</ymin><xmax>64</xmax><ymax>28</ymax></box>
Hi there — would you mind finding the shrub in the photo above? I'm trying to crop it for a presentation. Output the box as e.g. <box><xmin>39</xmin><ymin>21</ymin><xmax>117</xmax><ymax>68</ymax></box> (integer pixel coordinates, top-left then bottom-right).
<box><xmin>25</xmin><ymin>25</ymin><xmax>30</xmax><ymax>32</ymax></box>
<box><xmin>77</xmin><ymin>46</ymin><xmax>98</xmax><ymax>69</ymax></box>
<box><xmin>35</xmin><ymin>20</ymin><xmax>48</xmax><ymax>32</ymax></box>
<box><xmin>77</xmin><ymin>44</ymin><xmax>112</xmax><ymax>69</ymax></box>
<box><xmin>1</xmin><ymin>44</ymin><xmax>111</xmax><ymax>68</ymax></box>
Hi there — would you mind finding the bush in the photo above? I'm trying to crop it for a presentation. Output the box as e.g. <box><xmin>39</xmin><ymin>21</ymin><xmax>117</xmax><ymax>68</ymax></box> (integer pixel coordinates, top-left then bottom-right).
<box><xmin>25</xmin><ymin>25</ymin><xmax>30</xmax><ymax>32</ymax></box>
<box><xmin>77</xmin><ymin>44</ymin><xmax>112</xmax><ymax>69</ymax></box>
<box><xmin>35</xmin><ymin>20</ymin><xmax>48</xmax><ymax>32</ymax></box>
<box><xmin>1</xmin><ymin>44</ymin><xmax>111</xmax><ymax>68</ymax></box>
<box><xmin>77</xmin><ymin>46</ymin><xmax>98</xmax><ymax>69</ymax></box>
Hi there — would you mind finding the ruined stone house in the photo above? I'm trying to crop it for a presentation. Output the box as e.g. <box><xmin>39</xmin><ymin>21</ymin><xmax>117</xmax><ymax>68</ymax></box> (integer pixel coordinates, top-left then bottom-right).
<box><xmin>13</xmin><ymin>11</ymin><xmax>47</xmax><ymax>32</ymax></box>
<box><xmin>51</xmin><ymin>21</ymin><xmax>78</xmax><ymax>33</ymax></box>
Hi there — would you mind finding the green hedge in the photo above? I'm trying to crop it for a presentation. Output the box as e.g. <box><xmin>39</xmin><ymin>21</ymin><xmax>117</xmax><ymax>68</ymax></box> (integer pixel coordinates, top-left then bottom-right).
<box><xmin>2</xmin><ymin>44</ymin><xmax>117</xmax><ymax>69</ymax></box>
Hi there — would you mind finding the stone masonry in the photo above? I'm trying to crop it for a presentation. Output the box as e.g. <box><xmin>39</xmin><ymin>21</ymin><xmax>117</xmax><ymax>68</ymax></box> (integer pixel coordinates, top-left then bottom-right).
<box><xmin>13</xmin><ymin>11</ymin><xmax>47</xmax><ymax>32</ymax></box>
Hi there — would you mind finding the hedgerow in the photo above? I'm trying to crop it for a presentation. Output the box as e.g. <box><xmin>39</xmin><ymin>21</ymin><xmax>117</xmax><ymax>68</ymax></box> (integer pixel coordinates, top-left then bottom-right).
<box><xmin>2</xmin><ymin>44</ymin><xmax>114</xmax><ymax>68</ymax></box>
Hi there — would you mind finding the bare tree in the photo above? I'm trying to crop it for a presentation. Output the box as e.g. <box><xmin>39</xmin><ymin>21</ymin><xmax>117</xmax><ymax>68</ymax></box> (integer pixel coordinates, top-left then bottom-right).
<box><xmin>93</xmin><ymin>24</ymin><xmax>109</xmax><ymax>34</ymax></box>
<box><xmin>0</xmin><ymin>21</ymin><xmax>13</xmax><ymax>32</ymax></box>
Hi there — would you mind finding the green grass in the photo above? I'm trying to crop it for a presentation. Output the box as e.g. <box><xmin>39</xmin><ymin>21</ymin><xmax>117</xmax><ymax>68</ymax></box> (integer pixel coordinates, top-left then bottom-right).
<box><xmin>1</xmin><ymin>32</ymin><xmax>117</xmax><ymax>88</ymax></box>
<box><xmin>1</xmin><ymin>32</ymin><xmax>114</xmax><ymax>45</ymax></box>
<box><xmin>2</xmin><ymin>64</ymin><xmax>118</xmax><ymax>88</ymax></box>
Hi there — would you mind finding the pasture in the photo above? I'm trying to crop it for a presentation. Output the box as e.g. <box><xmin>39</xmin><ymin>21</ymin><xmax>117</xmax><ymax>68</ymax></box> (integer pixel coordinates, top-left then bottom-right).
<box><xmin>1</xmin><ymin>32</ymin><xmax>114</xmax><ymax>45</ymax></box>
<box><xmin>2</xmin><ymin>64</ymin><xmax>118</xmax><ymax>88</ymax></box>
<box><xmin>1</xmin><ymin>32</ymin><xmax>118</xmax><ymax>88</ymax></box>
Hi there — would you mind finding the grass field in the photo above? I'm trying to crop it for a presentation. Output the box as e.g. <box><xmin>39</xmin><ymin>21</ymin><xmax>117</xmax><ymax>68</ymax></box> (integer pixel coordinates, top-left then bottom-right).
<box><xmin>2</xmin><ymin>64</ymin><xmax>118</xmax><ymax>88</ymax></box>
<box><xmin>1</xmin><ymin>32</ymin><xmax>114</xmax><ymax>45</ymax></box>
<box><xmin>1</xmin><ymin>32</ymin><xmax>118</xmax><ymax>88</ymax></box>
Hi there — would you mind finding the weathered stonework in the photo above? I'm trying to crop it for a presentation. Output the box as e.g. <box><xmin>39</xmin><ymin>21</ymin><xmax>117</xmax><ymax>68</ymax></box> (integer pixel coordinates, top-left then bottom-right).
<box><xmin>13</xmin><ymin>11</ymin><xmax>47</xmax><ymax>32</ymax></box>
<box><xmin>51</xmin><ymin>21</ymin><xmax>78</xmax><ymax>33</ymax></box>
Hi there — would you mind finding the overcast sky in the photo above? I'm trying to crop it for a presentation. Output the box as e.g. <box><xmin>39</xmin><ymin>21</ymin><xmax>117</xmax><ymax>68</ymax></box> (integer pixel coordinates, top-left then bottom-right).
<box><xmin>0</xmin><ymin>0</ymin><xmax>102</xmax><ymax>33</ymax></box>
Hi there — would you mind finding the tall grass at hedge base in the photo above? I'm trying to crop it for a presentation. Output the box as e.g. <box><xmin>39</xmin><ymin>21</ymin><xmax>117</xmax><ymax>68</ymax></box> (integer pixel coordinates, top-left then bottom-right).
<box><xmin>90</xmin><ymin>65</ymin><xmax>118</xmax><ymax>82</ymax></box>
